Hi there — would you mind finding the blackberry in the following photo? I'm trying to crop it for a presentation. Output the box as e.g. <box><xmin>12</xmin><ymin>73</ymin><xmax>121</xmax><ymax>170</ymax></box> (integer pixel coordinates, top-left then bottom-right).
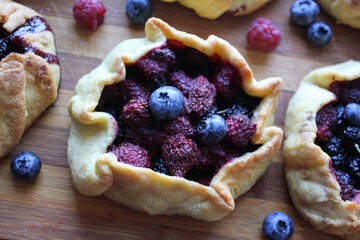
<box><xmin>321</xmin><ymin>137</ymin><xmax>344</xmax><ymax>157</ymax></box>
<box><xmin>151</xmin><ymin>157</ymin><xmax>170</xmax><ymax>175</ymax></box>
<box><xmin>335</xmin><ymin>171</ymin><xmax>356</xmax><ymax>201</ymax></box>
<box><xmin>348</xmin><ymin>157</ymin><xmax>360</xmax><ymax>186</ymax></box>
<box><xmin>343</xmin><ymin>126</ymin><xmax>360</xmax><ymax>143</ymax></box>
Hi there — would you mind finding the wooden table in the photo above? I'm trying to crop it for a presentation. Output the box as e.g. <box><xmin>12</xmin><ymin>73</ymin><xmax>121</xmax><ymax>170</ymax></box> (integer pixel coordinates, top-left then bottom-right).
<box><xmin>1</xmin><ymin>0</ymin><xmax>359</xmax><ymax>239</ymax></box>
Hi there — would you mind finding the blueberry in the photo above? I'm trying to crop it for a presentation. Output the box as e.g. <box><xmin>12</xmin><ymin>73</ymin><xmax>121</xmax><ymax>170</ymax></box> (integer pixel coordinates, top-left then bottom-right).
<box><xmin>10</xmin><ymin>151</ymin><xmax>41</xmax><ymax>181</ymax></box>
<box><xmin>307</xmin><ymin>21</ymin><xmax>332</xmax><ymax>47</ymax></box>
<box><xmin>197</xmin><ymin>114</ymin><xmax>228</xmax><ymax>145</ymax></box>
<box><xmin>125</xmin><ymin>0</ymin><xmax>153</xmax><ymax>24</ymax></box>
<box><xmin>149</xmin><ymin>86</ymin><xmax>184</xmax><ymax>120</ymax></box>
<box><xmin>263</xmin><ymin>212</ymin><xmax>294</xmax><ymax>240</ymax></box>
<box><xmin>290</xmin><ymin>0</ymin><xmax>320</xmax><ymax>26</ymax></box>
<box><xmin>344</xmin><ymin>103</ymin><xmax>360</xmax><ymax>126</ymax></box>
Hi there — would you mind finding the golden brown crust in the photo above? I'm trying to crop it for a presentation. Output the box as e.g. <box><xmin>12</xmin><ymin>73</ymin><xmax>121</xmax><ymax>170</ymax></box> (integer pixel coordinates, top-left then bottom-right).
<box><xmin>0</xmin><ymin>0</ymin><xmax>60</xmax><ymax>158</ymax></box>
<box><xmin>283</xmin><ymin>60</ymin><xmax>360</xmax><ymax>238</ymax></box>
<box><xmin>159</xmin><ymin>0</ymin><xmax>271</xmax><ymax>19</ymax></box>
<box><xmin>316</xmin><ymin>0</ymin><xmax>360</xmax><ymax>29</ymax></box>
<box><xmin>68</xmin><ymin>17</ymin><xmax>283</xmax><ymax>221</ymax></box>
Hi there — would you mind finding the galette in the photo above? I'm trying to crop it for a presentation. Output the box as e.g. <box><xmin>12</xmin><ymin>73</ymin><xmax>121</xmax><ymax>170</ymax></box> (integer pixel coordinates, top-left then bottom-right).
<box><xmin>316</xmin><ymin>0</ymin><xmax>360</xmax><ymax>29</ymax></box>
<box><xmin>283</xmin><ymin>60</ymin><xmax>360</xmax><ymax>239</ymax></box>
<box><xmin>159</xmin><ymin>0</ymin><xmax>272</xmax><ymax>19</ymax></box>
<box><xmin>0</xmin><ymin>0</ymin><xmax>60</xmax><ymax>159</ymax></box>
<box><xmin>68</xmin><ymin>17</ymin><xmax>283</xmax><ymax>221</ymax></box>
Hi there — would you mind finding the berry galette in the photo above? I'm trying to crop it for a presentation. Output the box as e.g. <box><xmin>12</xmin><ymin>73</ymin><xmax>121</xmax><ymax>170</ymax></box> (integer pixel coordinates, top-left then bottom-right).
<box><xmin>68</xmin><ymin>17</ymin><xmax>283</xmax><ymax>221</ymax></box>
<box><xmin>316</xmin><ymin>0</ymin><xmax>360</xmax><ymax>29</ymax></box>
<box><xmin>0</xmin><ymin>0</ymin><xmax>60</xmax><ymax>159</ymax></box>
<box><xmin>159</xmin><ymin>0</ymin><xmax>272</xmax><ymax>19</ymax></box>
<box><xmin>283</xmin><ymin>60</ymin><xmax>360</xmax><ymax>239</ymax></box>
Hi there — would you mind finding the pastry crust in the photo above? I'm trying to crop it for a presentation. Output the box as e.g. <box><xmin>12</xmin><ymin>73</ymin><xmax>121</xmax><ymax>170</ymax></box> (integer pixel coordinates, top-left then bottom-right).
<box><xmin>0</xmin><ymin>0</ymin><xmax>60</xmax><ymax>158</ymax></box>
<box><xmin>160</xmin><ymin>0</ymin><xmax>272</xmax><ymax>19</ymax></box>
<box><xmin>316</xmin><ymin>0</ymin><xmax>360</xmax><ymax>29</ymax></box>
<box><xmin>283</xmin><ymin>60</ymin><xmax>360</xmax><ymax>239</ymax></box>
<box><xmin>68</xmin><ymin>17</ymin><xmax>283</xmax><ymax>221</ymax></box>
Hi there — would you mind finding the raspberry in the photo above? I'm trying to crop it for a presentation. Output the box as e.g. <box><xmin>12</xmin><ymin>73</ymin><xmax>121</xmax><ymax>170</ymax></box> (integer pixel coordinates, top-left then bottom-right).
<box><xmin>180</xmin><ymin>97</ymin><xmax>193</xmax><ymax>115</ymax></box>
<box><xmin>246</xmin><ymin>18</ymin><xmax>281</xmax><ymax>52</ymax></box>
<box><xmin>161</xmin><ymin>133</ymin><xmax>200</xmax><ymax>177</ymax></box>
<box><xmin>213</xmin><ymin>65</ymin><xmax>239</xmax><ymax>98</ymax></box>
<box><xmin>137</xmin><ymin>47</ymin><xmax>176</xmax><ymax>81</ymax></box>
<box><xmin>330</xmin><ymin>79</ymin><xmax>360</xmax><ymax>105</ymax></box>
<box><xmin>119</xmin><ymin>79</ymin><xmax>150</xmax><ymax>103</ymax></box>
<box><xmin>165</xmin><ymin>116</ymin><xmax>194</xmax><ymax>138</ymax></box>
<box><xmin>188</xmin><ymin>75</ymin><xmax>216</xmax><ymax>116</ymax></box>
<box><xmin>110</xmin><ymin>142</ymin><xmax>150</xmax><ymax>168</ymax></box>
<box><xmin>170</xmin><ymin>71</ymin><xmax>193</xmax><ymax>96</ymax></box>
<box><xmin>73</xmin><ymin>0</ymin><xmax>106</xmax><ymax>31</ymax></box>
<box><xmin>315</xmin><ymin>104</ymin><xmax>337</xmax><ymax>142</ymax></box>
<box><xmin>225</xmin><ymin>114</ymin><xmax>256</xmax><ymax>148</ymax></box>
<box><xmin>121</xmin><ymin>98</ymin><xmax>150</xmax><ymax>127</ymax></box>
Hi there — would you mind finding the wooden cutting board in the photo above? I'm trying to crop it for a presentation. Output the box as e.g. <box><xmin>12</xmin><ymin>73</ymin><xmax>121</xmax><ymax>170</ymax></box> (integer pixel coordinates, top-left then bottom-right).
<box><xmin>1</xmin><ymin>0</ymin><xmax>359</xmax><ymax>239</ymax></box>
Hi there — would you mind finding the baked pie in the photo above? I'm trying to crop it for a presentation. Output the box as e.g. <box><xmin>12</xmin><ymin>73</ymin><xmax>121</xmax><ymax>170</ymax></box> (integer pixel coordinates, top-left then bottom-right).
<box><xmin>283</xmin><ymin>60</ymin><xmax>360</xmax><ymax>239</ymax></box>
<box><xmin>68</xmin><ymin>17</ymin><xmax>283</xmax><ymax>221</ymax></box>
<box><xmin>316</xmin><ymin>0</ymin><xmax>360</xmax><ymax>29</ymax></box>
<box><xmin>159</xmin><ymin>0</ymin><xmax>272</xmax><ymax>19</ymax></box>
<box><xmin>0</xmin><ymin>0</ymin><xmax>60</xmax><ymax>159</ymax></box>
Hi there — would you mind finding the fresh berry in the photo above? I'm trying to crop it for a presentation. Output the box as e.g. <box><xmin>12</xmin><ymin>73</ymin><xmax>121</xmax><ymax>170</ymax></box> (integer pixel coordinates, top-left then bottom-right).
<box><xmin>170</xmin><ymin>71</ymin><xmax>193</xmax><ymax>96</ymax></box>
<box><xmin>188</xmin><ymin>75</ymin><xmax>216</xmax><ymax>116</ymax></box>
<box><xmin>263</xmin><ymin>212</ymin><xmax>294</xmax><ymax>240</ymax></box>
<box><xmin>110</xmin><ymin>142</ymin><xmax>150</xmax><ymax>168</ymax></box>
<box><xmin>149</xmin><ymin>86</ymin><xmax>184</xmax><ymax>120</ymax></box>
<box><xmin>0</xmin><ymin>39</ymin><xmax>9</xmax><ymax>60</ymax></box>
<box><xmin>246</xmin><ymin>18</ymin><xmax>282</xmax><ymax>52</ymax></box>
<box><xmin>307</xmin><ymin>21</ymin><xmax>332</xmax><ymax>47</ymax></box>
<box><xmin>165</xmin><ymin>116</ymin><xmax>194</xmax><ymax>138</ymax></box>
<box><xmin>344</xmin><ymin>103</ymin><xmax>360</xmax><ymax>126</ymax></box>
<box><xmin>322</xmin><ymin>137</ymin><xmax>344</xmax><ymax>157</ymax></box>
<box><xmin>137</xmin><ymin>47</ymin><xmax>176</xmax><ymax>81</ymax></box>
<box><xmin>10</xmin><ymin>152</ymin><xmax>41</xmax><ymax>181</ymax></box>
<box><xmin>197</xmin><ymin>114</ymin><xmax>228</xmax><ymax>145</ymax></box>
<box><xmin>225</xmin><ymin>114</ymin><xmax>256</xmax><ymax>148</ymax></box>
<box><xmin>335</xmin><ymin>171</ymin><xmax>356</xmax><ymax>201</ymax></box>
<box><xmin>348</xmin><ymin>157</ymin><xmax>360</xmax><ymax>184</ymax></box>
<box><xmin>315</xmin><ymin>104</ymin><xmax>337</xmax><ymax>142</ymax></box>
<box><xmin>213</xmin><ymin>65</ymin><xmax>238</xmax><ymax>98</ymax></box>
<box><xmin>150</xmin><ymin>157</ymin><xmax>170</xmax><ymax>175</ymax></box>
<box><xmin>121</xmin><ymin>97</ymin><xmax>150</xmax><ymax>127</ymax></box>
<box><xmin>125</xmin><ymin>0</ymin><xmax>153</xmax><ymax>24</ymax></box>
<box><xmin>343</xmin><ymin>126</ymin><xmax>360</xmax><ymax>143</ymax></box>
<box><xmin>290</xmin><ymin>0</ymin><xmax>320</xmax><ymax>26</ymax></box>
<box><xmin>73</xmin><ymin>0</ymin><xmax>106</xmax><ymax>31</ymax></box>
<box><xmin>161</xmin><ymin>133</ymin><xmax>200</xmax><ymax>177</ymax></box>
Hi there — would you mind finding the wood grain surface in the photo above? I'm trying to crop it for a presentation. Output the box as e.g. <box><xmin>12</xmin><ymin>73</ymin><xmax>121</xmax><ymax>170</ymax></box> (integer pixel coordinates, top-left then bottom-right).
<box><xmin>1</xmin><ymin>0</ymin><xmax>359</xmax><ymax>239</ymax></box>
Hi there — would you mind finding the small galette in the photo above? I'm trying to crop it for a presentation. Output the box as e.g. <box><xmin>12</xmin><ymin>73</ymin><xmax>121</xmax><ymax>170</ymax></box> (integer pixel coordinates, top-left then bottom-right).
<box><xmin>68</xmin><ymin>17</ymin><xmax>283</xmax><ymax>221</ymax></box>
<box><xmin>284</xmin><ymin>60</ymin><xmax>360</xmax><ymax>239</ymax></box>
<box><xmin>0</xmin><ymin>0</ymin><xmax>60</xmax><ymax>159</ymax></box>
<box><xmin>159</xmin><ymin>0</ymin><xmax>272</xmax><ymax>19</ymax></box>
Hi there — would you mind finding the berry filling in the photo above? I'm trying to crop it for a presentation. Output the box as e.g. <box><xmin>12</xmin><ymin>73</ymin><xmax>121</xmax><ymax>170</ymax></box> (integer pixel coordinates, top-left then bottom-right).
<box><xmin>95</xmin><ymin>41</ymin><xmax>262</xmax><ymax>185</ymax></box>
<box><xmin>315</xmin><ymin>78</ymin><xmax>360</xmax><ymax>201</ymax></box>
<box><xmin>0</xmin><ymin>16</ymin><xmax>58</xmax><ymax>64</ymax></box>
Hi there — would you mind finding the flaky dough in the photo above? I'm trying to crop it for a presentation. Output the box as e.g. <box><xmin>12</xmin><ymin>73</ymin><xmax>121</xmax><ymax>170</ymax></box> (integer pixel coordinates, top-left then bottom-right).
<box><xmin>316</xmin><ymin>0</ymin><xmax>360</xmax><ymax>29</ymax></box>
<box><xmin>68</xmin><ymin>17</ymin><xmax>283</xmax><ymax>221</ymax></box>
<box><xmin>160</xmin><ymin>0</ymin><xmax>272</xmax><ymax>19</ymax></box>
<box><xmin>283</xmin><ymin>60</ymin><xmax>360</xmax><ymax>239</ymax></box>
<box><xmin>0</xmin><ymin>0</ymin><xmax>60</xmax><ymax>159</ymax></box>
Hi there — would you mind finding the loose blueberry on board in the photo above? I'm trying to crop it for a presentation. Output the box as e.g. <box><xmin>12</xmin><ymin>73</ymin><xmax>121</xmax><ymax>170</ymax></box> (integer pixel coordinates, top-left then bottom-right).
<box><xmin>149</xmin><ymin>86</ymin><xmax>184</xmax><ymax>120</ymax></box>
<box><xmin>126</xmin><ymin>0</ymin><xmax>153</xmax><ymax>24</ymax></box>
<box><xmin>344</xmin><ymin>103</ymin><xmax>360</xmax><ymax>126</ymax></box>
<box><xmin>10</xmin><ymin>152</ymin><xmax>42</xmax><ymax>181</ymax></box>
<box><xmin>73</xmin><ymin>0</ymin><xmax>106</xmax><ymax>31</ymax></box>
<box><xmin>197</xmin><ymin>114</ymin><xmax>228</xmax><ymax>145</ymax></box>
<box><xmin>246</xmin><ymin>18</ymin><xmax>282</xmax><ymax>52</ymax></box>
<box><xmin>290</xmin><ymin>0</ymin><xmax>320</xmax><ymax>26</ymax></box>
<box><xmin>307</xmin><ymin>21</ymin><xmax>332</xmax><ymax>47</ymax></box>
<box><xmin>263</xmin><ymin>212</ymin><xmax>294</xmax><ymax>240</ymax></box>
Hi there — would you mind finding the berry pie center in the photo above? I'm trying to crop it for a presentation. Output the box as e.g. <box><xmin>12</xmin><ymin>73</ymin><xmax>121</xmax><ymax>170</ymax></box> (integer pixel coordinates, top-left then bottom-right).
<box><xmin>95</xmin><ymin>40</ymin><xmax>262</xmax><ymax>185</ymax></box>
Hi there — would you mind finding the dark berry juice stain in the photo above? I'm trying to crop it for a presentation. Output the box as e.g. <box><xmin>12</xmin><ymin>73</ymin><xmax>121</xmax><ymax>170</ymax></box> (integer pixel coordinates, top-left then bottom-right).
<box><xmin>315</xmin><ymin>78</ymin><xmax>360</xmax><ymax>201</ymax></box>
<box><xmin>95</xmin><ymin>40</ymin><xmax>263</xmax><ymax>185</ymax></box>
<box><xmin>0</xmin><ymin>16</ymin><xmax>58</xmax><ymax>64</ymax></box>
